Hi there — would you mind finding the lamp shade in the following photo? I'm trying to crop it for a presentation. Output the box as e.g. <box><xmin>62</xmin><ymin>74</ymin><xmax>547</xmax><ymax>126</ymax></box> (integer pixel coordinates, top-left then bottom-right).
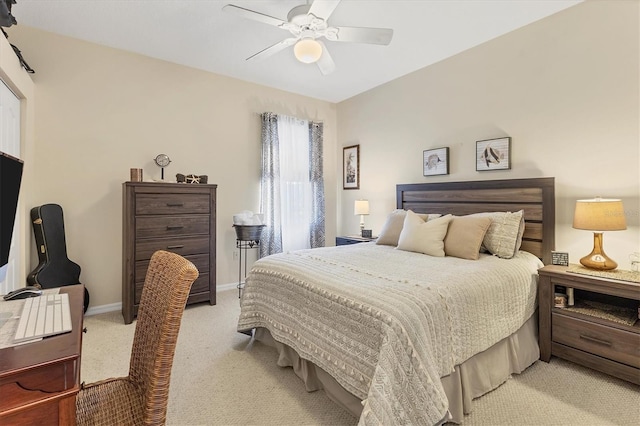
<box><xmin>354</xmin><ymin>200</ymin><xmax>370</xmax><ymax>216</ymax></box>
<box><xmin>294</xmin><ymin>38</ymin><xmax>322</xmax><ymax>64</ymax></box>
<box><xmin>573</xmin><ymin>198</ymin><xmax>626</xmax><ymax>231</ymax></box>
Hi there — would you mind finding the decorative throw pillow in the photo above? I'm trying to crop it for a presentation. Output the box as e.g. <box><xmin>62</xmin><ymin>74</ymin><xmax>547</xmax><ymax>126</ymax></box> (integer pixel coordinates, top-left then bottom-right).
<box><xmin>469</xmin><ymin>210</ymin><xmax>525</xmax><ymax>259</ymax></box>
<box><xmin>444</xmin><ymin>216</ymin><xmax>493</xmax><ymax>260</ymax></box>
<box><xmin>396</xmin><ymin>212</ymin><xmax>452</xmax><ymax>256</ymax></box>
<box><xmin>376</xmin><ymin>209</ymin><xmax>441</xmax><ymax>246</ymax></box>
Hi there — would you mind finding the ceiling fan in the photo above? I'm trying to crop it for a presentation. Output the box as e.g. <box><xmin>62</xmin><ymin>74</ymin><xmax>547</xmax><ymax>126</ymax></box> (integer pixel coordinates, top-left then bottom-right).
<box><xmin>222</xmin><ymin>0</ymin><xmax>393</xmax><ymax>75</ymax></box>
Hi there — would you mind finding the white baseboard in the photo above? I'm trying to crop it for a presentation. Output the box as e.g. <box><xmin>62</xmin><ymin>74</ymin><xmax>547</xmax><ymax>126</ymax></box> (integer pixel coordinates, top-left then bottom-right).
<box><xmin>217</xmin><ymin>282</ymin><xmax>240</xmax><ymax>292</ymax></box>
<box><xmin>84</xmin><ymin>285</ymin><xmax>239</xmax><ymax>316</ymax></box>
<box><xmin>86</xmin><ymin>302</ymin><xmax>121</xmax><ymax>316</ymax></box>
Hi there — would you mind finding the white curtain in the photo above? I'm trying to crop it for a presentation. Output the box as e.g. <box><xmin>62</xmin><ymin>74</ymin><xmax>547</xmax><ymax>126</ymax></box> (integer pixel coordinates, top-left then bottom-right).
<box><xmin>277</xmin><ymin>115</ymin><xmax>312</xmax><ymax>252</ymax></box>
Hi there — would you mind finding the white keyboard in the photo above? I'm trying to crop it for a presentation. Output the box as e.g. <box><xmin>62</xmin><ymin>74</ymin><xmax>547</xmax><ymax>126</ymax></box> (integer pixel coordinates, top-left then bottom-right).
<box><xmin>14</xmin><ymin>293</ymin><xmax>72</xmax><ymax>343</ymax></box>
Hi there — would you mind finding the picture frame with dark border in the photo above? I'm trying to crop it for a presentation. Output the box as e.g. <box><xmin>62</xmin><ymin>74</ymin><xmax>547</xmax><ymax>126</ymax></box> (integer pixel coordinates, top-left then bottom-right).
<box><xmin>423</xmin><ymin>147</ymin><xmax>449</xmax><ymax>176</ymax></box>
<box><xmin>476</xmin><ymin>137</ymin><xmax>511</xmax><ymax>171</ymax></box>
<box><xmin>551</xmin><ymin>251</ymin><xmax>569</xmax><ymax>266</ymax></box>
<box><xmin>343</xmin><ymin>144</ymin><xmax>360</xmax><ymax>190</ymax></box>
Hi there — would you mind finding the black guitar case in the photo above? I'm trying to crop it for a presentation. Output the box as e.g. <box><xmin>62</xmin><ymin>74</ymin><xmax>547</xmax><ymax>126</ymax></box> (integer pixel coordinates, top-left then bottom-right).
<box><xmin>27</xmin><ymin>204</ymin><xmax>89</xmax><ymax>312</ymax></box>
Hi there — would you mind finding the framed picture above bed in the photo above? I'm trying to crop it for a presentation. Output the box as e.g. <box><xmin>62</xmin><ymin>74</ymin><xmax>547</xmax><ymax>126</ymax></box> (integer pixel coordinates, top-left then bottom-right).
<box><xmin>476</xmin><ymin>137</ymin><xmax>511</xmax><ymax>171</ymax></box>
<box><xmin>343</xmin><ymin>144</ymin><xmax>360</xmax><ymax>190</ymax></box>
<box><xmin>423</xmin><ymin>147</ymin><xmax>449</xmax><ymax>176</ymax></box>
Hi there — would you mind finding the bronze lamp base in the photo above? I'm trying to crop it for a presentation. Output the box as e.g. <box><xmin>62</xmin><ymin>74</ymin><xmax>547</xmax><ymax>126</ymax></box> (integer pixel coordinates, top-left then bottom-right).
<box><xmin>579</xmin><ymin>232</ymin><xmax>618</xmax><ymax>270</ymax></box>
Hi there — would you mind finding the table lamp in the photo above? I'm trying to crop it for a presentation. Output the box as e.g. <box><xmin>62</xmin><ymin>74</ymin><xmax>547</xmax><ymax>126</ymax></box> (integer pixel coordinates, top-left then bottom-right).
<box><xmin>573</xmin><ymin>197</ymin><xmax>626</xmax><ymax>270</ymax></box>
<box><xmin>354</xmin><ymin>200</ymin><xmax>369</xmax><ymax>236</ymax></box>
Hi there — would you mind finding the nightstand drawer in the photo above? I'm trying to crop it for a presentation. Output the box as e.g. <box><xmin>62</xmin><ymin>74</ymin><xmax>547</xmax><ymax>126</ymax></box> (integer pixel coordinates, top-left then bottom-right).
<box><xmin>336</xmin><ymin>236</ymin><xmax>376</xmax><ymax>246</ymax></box>
<box><xmin>336</xmin><ymin>237</ymin><xmax>359</xmax><ymax>245</ymax></box>
<box><xmin>552</xmin><ymin>313</ymin><xmax>640</xmax><ymax>368</ymax></box>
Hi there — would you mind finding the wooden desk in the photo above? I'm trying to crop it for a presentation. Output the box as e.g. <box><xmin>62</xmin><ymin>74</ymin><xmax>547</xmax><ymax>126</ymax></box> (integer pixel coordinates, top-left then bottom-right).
<box><xmin>0</xmin><ymin>285</ymin><xmax>84</xmax><ymax>425</ymax></box>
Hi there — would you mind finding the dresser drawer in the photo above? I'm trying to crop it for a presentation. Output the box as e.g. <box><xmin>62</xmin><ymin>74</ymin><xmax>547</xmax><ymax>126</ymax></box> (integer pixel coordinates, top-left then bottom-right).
<box><xmin>135</xmin><ymin>273</ymin><xmax>210</xmax><ymax>305</ymax></box>
<box><xmin>552</xmin><ymin>313</ymin><xmax>640</xmax><ymax>368</ymax></box>
<box><xmin>135</xmin><ymin>193</ymin><xmax>210</xmax><ymax>215</ymax></box>
<box><xmin>135</xmin><ymin>254</ymin><xmax>209</xmax><ymax>283</ymax></box>
<box><xmin>134</xmin><ymin>254</ymin><xmax>210</xmax><ymax>304</ymax></box>
<box><xmin>136</xmin><ymin>215</ymin><xmax>210</xmax><ymax>239</ymax></box>
<box><xmin>135</xmin><ymin>236</ymin><xmax>210</xmax><ymax>260</ymax></box>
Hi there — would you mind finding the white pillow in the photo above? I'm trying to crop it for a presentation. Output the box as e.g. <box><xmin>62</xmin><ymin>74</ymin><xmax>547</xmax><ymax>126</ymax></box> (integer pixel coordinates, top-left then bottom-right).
<box><xmin>469</xmin><ymin>210</ymin><xmax>525</xmax><ymax>259</ymax></box>
<box><xmin>396</xmin><ymin>211</ymin><xmax>452</xmax><ymax>256</ymax></box>
<box><xmin>376</xmin><ymin>209</ymin><xmax>441</xmax><ymax>246</ymax></box>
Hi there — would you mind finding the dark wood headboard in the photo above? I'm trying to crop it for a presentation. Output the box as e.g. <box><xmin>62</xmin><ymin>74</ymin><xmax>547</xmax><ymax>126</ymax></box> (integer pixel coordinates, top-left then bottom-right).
<box><xmin>396</xmin><ymin>177</ymin><xmax>555</xmax><ymax>264</ymax></box>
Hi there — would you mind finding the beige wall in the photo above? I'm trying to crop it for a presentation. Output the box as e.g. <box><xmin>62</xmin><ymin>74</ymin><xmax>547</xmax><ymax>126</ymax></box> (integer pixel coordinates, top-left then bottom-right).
<box><xmin>337</xmin><ymin>1</ymin><xmax>639</xmax><ymax>269</ymax></box>
<box><xmin>6</xmin><ymin>26</ymin><xmax>337</xmax><ymax>309</ymax></box>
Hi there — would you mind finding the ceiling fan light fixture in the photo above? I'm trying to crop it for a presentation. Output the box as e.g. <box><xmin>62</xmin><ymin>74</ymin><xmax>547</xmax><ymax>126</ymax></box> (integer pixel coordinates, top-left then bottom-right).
<box><xmin>294</xmin><ymin>38</ymin><xmax>322</xmax><ymax>64</ymax></box>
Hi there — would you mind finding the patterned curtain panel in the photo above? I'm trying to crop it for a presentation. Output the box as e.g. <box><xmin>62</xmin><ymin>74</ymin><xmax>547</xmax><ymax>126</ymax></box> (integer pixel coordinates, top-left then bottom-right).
<box><xmin>309</xmin><ymin>121</ymin><xmax>325</xmax><ymax>248</ymax></box>
<box><xmin>259</xmin><ymin>112</ymin><xmax>283</xmax><ymax>257</ymax></box>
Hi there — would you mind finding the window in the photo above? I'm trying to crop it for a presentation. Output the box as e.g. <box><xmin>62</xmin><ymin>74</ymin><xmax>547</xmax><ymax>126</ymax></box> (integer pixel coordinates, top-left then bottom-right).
<box><xmin>0</xmin><ymin>79</ymin><xmax>22</xmax><ymax>294</ymax></box>
<box><xmin>259</xmin><ymin>113</ymin><xmax>325</xmax><ymax>256</ymax></box>
<box><xmin>277</xmin><ymin>115</ymin><xmax>312</xmax><ymax>251</ymax></box>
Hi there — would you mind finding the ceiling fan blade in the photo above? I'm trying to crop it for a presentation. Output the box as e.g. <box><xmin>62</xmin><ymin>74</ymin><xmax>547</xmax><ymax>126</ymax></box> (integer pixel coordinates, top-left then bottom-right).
<box><xmin>308</xmin><ymin>0</ymin><xmax>341</xmax><ymax>21</ymax></box>
<box><xmin>316</xmin><ymin>41</ymin><xmax>336</xmax><ymax>75</ymax></box>
<box><xmin>222</xmin><ymin>4</ymin><xmax>287</xmax><ymax>28</ymax></box>
<box><xmin>247</xmin><ymin>38</ymin><xmax>298</xmax><ymax>61</ymax></box>
<box><xmin>334</xmin><ymin>26</ymin><xmax>393</xmax><ymax>45</ymax></box>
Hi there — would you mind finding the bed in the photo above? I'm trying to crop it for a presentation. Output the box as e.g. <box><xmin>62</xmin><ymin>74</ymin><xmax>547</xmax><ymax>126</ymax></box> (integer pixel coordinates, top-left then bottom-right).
<box><xmin>238</xmin><ymin>177</ymin><xmax>555</xmax><ymax>425</ymax></box>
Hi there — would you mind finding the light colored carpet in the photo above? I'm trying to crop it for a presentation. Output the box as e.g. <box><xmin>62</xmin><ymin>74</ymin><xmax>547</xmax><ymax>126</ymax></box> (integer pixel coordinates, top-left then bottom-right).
<box><xmin>81</xmin><ymin>289</ymin><xmax>640</xmax><ymax>425</ymax></box>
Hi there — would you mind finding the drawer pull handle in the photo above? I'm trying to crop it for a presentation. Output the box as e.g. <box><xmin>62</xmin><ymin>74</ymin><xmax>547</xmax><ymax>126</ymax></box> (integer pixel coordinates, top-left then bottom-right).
<box><xmin>166</xmin><ymin>203</ymin><xmax>184</xmax><ymax>207</ymax></box>
<box><xmin>166</xmin><ymin>226</ymin><xmax>184</xmax><ymax>230</ymax></box>
<box><xmin>166</xmin><ymin>245</ymin><xmax>185</xmax><ymax>249</ymax></box>
<box><xmin>579</xmin><ymin>334</ymin><xmax>612</xmax><ymax>347</ymax></box>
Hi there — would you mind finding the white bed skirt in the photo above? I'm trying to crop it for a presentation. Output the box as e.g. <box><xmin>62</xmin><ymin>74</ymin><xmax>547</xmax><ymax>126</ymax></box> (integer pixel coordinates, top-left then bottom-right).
<box><xmin>253</xmin><ymin>313</ymin><xmax>539</xmax><ymax>424</ymax></box>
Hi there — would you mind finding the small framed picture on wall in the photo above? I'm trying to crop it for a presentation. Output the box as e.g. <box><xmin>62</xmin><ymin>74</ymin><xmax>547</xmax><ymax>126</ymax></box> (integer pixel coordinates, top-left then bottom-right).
<box><xmin>423</xmin><ymin>147</ymin><xmax>449</xmax><ymax>176</ymax></box>
<box><xmin>343</xmin><ymin>144</ymin><xmax>360</xmax><ymax>190</ymax></box>
<box><xmin>476</xmin><ymin>137</ymin><xmax>511</xmax><ymax>171</ymax></box>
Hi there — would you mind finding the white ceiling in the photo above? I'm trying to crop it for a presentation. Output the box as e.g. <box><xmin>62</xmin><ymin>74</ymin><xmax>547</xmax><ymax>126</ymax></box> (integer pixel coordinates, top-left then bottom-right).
<box><xmin>10</xmin><ymin>0</ymin><xmax>581</xmax><ymax>103</ymax></box>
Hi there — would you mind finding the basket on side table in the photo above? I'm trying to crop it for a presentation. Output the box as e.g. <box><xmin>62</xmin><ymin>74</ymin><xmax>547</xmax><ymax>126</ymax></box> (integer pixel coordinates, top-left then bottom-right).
<box><xmin>233</xmin><ymin>225</ymin><xmax>266</xmax><ymax>298</ymax></box>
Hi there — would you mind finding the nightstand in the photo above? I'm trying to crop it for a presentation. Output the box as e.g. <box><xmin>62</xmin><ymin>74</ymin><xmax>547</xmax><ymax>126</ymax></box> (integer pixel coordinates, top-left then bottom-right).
<box><xmin>336</xmin><ymin>235</ymin><xmax>377</xmax><ymax>246</ymax></box>
<box><xmin>538</xmin><ymin>264</ymin><xmax>640</xmax><ymax>384</ymax></box>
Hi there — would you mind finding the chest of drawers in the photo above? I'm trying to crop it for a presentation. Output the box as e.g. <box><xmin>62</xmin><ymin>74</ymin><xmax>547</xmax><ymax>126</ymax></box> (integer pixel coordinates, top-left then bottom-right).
<box><xmin>122</xmin><ymin>182</ymin><xmax>217</xmax><ymax>324</ymax></box>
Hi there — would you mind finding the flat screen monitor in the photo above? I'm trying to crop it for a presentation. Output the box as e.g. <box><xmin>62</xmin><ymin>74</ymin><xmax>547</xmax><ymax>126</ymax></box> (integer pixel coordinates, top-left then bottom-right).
<box><xmin>0</xmin><ymin>151</ymin><xmax>24</xmax><ymax>282</ymax></box>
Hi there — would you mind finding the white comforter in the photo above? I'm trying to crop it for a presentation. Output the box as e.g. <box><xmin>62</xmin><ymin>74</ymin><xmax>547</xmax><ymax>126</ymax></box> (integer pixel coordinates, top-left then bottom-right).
<box><xmin>238</xmin><ymin>243</ymin><xmax>542</xmax><ymax>425</ymax></box>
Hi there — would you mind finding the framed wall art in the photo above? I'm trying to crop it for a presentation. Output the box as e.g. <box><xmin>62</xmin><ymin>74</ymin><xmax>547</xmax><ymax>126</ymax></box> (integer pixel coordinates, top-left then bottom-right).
<box><xmin>476</xmin><ymin>137</ymin><xmax>511</xmax><ymax>171</ymax></box>
<box><xmin>343</xmin><ymin>144</ymin><xmax>360</xmax><ymax>190</ymax></box>
<box><xmin>423</xmin><ymin>147</ymin><xmax>449</xmax><ymax>176</ymax></box>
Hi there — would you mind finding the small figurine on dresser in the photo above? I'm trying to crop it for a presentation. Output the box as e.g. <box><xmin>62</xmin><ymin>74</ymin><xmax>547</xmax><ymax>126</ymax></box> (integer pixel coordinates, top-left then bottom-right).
<box><xmin>176</xmin><ymin>173</ymin><xmax>208</xmax><ymax>184</ymax></box>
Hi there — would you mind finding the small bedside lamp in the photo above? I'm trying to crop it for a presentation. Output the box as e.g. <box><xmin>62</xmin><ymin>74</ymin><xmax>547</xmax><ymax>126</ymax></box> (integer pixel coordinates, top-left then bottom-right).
<box><xmin>354</xmin><ymin>200</ymin><xmax>369</xmax><ymax>236</ymax></box>
<box><xmin>573</xmin><ymin>197</ymin><xmax>626</xmax><ymax>270</ymax></box>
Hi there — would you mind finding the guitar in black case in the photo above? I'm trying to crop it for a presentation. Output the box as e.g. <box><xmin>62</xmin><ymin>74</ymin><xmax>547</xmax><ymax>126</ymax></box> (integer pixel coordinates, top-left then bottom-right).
<box><xmin>27</xmin><ymin>204</ymin><xmax>89</xmax><ymax>312</ymax></box>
